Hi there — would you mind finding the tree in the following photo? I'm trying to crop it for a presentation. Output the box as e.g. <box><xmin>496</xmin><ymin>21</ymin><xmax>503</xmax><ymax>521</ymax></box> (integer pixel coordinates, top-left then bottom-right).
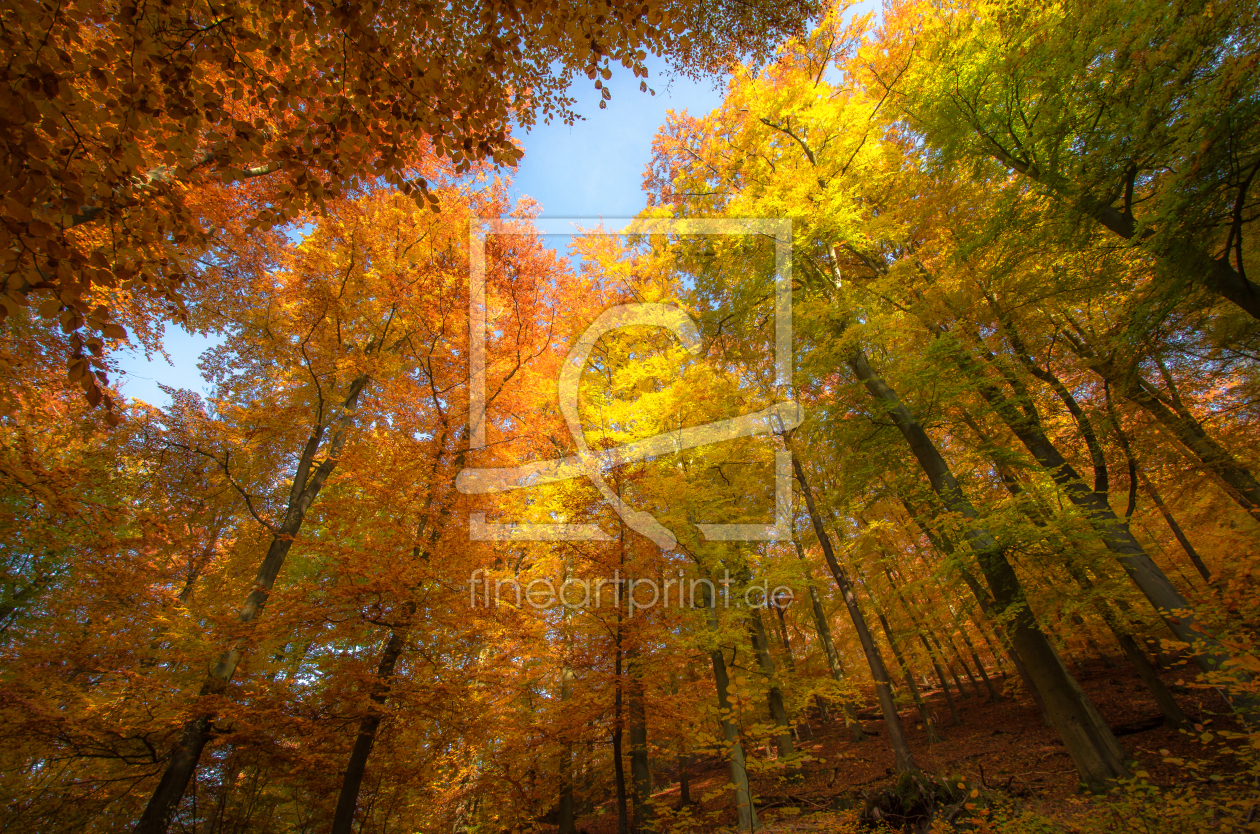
<box><xmin>1</xmin><ymin>0</ymin><xmax>820</xmax><ymax>410</ymax></box>
<box><xmin>872</xmin><ymin>0</ymin><xmax>1260</xmax><ymax>320</ymax></box>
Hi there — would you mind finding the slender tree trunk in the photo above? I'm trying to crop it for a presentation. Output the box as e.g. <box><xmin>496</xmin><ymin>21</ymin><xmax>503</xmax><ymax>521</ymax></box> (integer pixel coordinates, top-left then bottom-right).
<box><xmin>1139</xmin><ymin>471</ymin><xmax>1212</xmax><ymax>582</ymax></box>
<box><xmin>330</xmin><ymin>621</ymin><xmax>411</xmax><ymax>834</ymax></box>
<box><xmin>614</xmin><ymin>614</ymin><xmax>628</xmax><ymax>834</ymax></box>
<box><xmin>627</xmin><ymin>643</ymin><xmax>651</xmax><ymax>834</ymax></box>
<box><xmin>847</xmin><ymin>349</ymin><xmax>1129</xmax><ymax>787</ymax></box>
<box><xmin>677</xmin><ymin>745</ymin><xmax>691</xmax><ymax>808</ymax></box>
<box><xmin>954</xmin><ymin>342</ymin><xmax>1255</xmax><ymax>718</ymax></box>
<box><xmin>668</xmin><ymin>672</ymin><xmax>691</xmax><ymax>809</ymax></box>
<box><xmin>331</xmin><ymin>431</ymin><xmax>461</xmax><ymax>833</ymax></box>
<box><xmin>957</xmin><ymin>622</ymin><xmax>1003</xmax><ymax>701</ymax></box>
<box><xmin>869</xmin><ymin>600</ymin><xmax>944</xmax><ymax>741</ymax></box>
<box><xmin>792</xmin><ymin>537</ymin><xmax>865</xmax><ymax>741</ymax></box>
<box><xmin>701</xmin><ymin>585</ymin><xmax>758</xmax><ymax>831</ymax></box>
<box><xmin>939</xmin><ymin>630</ymin><xmax>983</xmax><ymax>698</ymax></box>
<box><xmin>559</xmin><ymin>659</ymin><xmax>577</xmax><ymax>834</ymax></box>
<box><xmin>880</xmin><ymin>565</ymin><xmax>970</xmax><ymax>708</ymax></box>
<box><xmin>773</xmin><ymin>603</ymin><xmax>796</xmax><ymax>672</ymax></box>
<box><xmin>789</xmin><ymin>449</ymin><xmax>920</xmax><ymax>775</ymax></box>
<box><xmin>918</xmin><ymin>633</ymin><xmax>962</xmax><ymax>724</ymax></box>
<box><xmin>134</xmin><ymin>376</ymin><xmax>370</xmax><ymax>834</ymax></box>
<box><xmin>559</xmin><ymin>563</ymin><xmax>577</xmax><ymax>834</ymax></box>
<box><xmin>772</xmin><ymin>602</ymin><xmax>814</xmax><ymax>741</ymax></box>
<box><xmin>749</xmin><ymin>609</ymin><xmax>796</xmax><ymax>758</ymax></box>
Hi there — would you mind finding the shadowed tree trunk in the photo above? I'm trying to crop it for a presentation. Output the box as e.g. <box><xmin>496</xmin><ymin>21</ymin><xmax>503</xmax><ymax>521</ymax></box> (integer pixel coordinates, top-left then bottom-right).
<box><xmin>627</xmin><ymin>639</ymin><xmax>651</xmax><ymax>834</ymax></box>
<box><xmin>331</xmin><ymin>431</ymin><xmax>460</xmax><ymax>834</ymax></box>
<box><xmin>917</xmin><ymin>631</ymin><xmax>962</xmax><ymax>723</ymax></box>
<box><xmin>955</xmin><ymin>617</ymin><xmax>1004</xmax><ymax>701</ymax></box>
<box><xmin>559</xmin><ymin>556</ymin><xmax>578</xmax><ymax>834</ymax></box>
<box><xmin>749</xmin><ymin>608</ymin><xmax>797</xmax><ymax>758</ymax></box>
<box><xmin>559</xmin><ymin>656</ymin><xmax>577</xmax><ymax>834</ymax></box>
<box><xmin>134</xmin><ymin>375</ymin><xmax>370</xmax><ymax>834</ymax></box>
<box><xmin>789</xmin><ymin>447</ymin><xmax>920</xmax><ymax>775</ymax></box>
<box><xmin>772</xmin><ymin>598</ymin><xmax>815</xmax><ymax>741</ymax></box>
<box><xmin>869</xmin><ymin>597</ymin><xmax>944</xmax><ymax>741</ymax></box>
<box><xmin>846</xmin><ymin>347</ymin><xmax>1129</xmax><ymax>787</ymax></box>
<box><xmin>699</xmin><ymin>579</ymin><xmax>759</xmax><ymax>832</ymax></box>
<box><xmin>1138</xmin><ymin>470</ymin><xmax>1212</xmax><ymax>582</ymax></box>
<box><xmin>875</xmin><ymin>562</ymin><xmax>966</xmax><ymax>717</ymax></box>
<box><xmin>791</xmin><ymin>536</ymin><xmax>866</xmax><ymax>741</ymax></box>
<box><xmin>670</xmin><ymin>673</ymin><xmax>693</xmax><ymax>809</ymax></box>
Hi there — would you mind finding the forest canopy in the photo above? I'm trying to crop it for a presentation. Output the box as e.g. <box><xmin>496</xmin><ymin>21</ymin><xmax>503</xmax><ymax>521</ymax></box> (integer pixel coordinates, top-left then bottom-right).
<box><xmin>1</xmin><ymin>1</ymin><xmax>1259</xmax><ymax>833</ymax></box>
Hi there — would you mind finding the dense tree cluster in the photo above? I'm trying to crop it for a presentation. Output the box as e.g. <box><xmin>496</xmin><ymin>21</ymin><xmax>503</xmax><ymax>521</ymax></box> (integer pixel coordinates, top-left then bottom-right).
<box><xmin>1</xmin><ymin>1</ymin><xmax>1258</xmax><ymax>832</ymax></box>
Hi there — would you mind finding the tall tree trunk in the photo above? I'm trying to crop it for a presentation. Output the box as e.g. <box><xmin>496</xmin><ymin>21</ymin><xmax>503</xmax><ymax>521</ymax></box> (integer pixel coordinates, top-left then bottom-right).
<box><xmin>917</xmin><ymin>632</ymin><xmax>962</xmax><ymax>723</ymax></box>
<box><xmin>559</xmin><ymin>560</ymin><xmax>578</xmax><ymax>834</ymax></box>
<box><xmin>627</xmin><ymin>642</ymin><xmax>651</xmax><ymax>834</ymax></box>
<box><xmin>749</xmin><ymin>608</ymin><xmax>797</xmax><ymax>758</ymax></box>
<box><xmin>669</xmin><ymin>673</ymin><xmax>692</xmax><ymax>809</ymax></box>
<box><xmin>939</xmin><ymin>630</ymin><xmax>983</xmax><ymax>698</ymax></box>
<box><xmin>847</xmin><ymin>348</ymin><xmax>1129</xmax><ymax>787</ymax></box>
<box><xmin>331</xmin><ymin>430</ymin><xmax>461</xmax><ymax>834</ymax></box>
<box><xmin>880</xmin><ymin>564</ymin><xmax>971</xmax><ymax>707</ymax></box>
<box><xmin>791</xmin><ymin>537</ymin><xmax>865</xmax><ymax>741</ymax></box>
<box><xmin>1139</xmin><ymin>470</ymin><xmax>1212</xmax><ymax>582</ymax></box>
<box><xmin>614</xmin><ymin>612</ymin><xmax>628</xmax><ymax>834</ymax></box>
<box><xmin>956</xmin><ymin>620</ymin><xmax>1004</xmax><ymax>701</ymax></box>
<box><xmin>701</xmin><ymin>585</ymin><xmax>758</xmax><ymax>832</ymax></box>
<box><xmin>134</xmin><ymin>375</ymin><xmax>370</xmax><ymax>834</ymax></box>
<box><xmin>773</xmin><ymin>603</ymin><xmax>796</xmax><ymax>673</ymax></box>
<box><xmin>870</xmin><ymin>600</ymin><xmax>944</xmax><ymax>741</ymax></box>
<box><xmin>330</xmin><ymin>621</ymin><xmax>411</xmax><ymax>834</ymax></box>
<box><xmin>953</xmin><ymin>340</ymin><xmax>1254</xmax><ymax>717</ymax></box>
<box><xmin>789</xmin><ymin>449</ymin><xmax>920</xmax><ymax>775</ymax></box>
<box><xmin>558</xmin><ymin>658</ymin><xmax>577</xmax><ymax>834</ymax></box>
<box><xmin>772</xmin><ymin>601</ymin><xmax>814</xmax><ymax>741</ymax></box>
<box><xmin>677</xmin><ymin>744</ymin><xmax>691</xmax><ymax>808</ymax></box>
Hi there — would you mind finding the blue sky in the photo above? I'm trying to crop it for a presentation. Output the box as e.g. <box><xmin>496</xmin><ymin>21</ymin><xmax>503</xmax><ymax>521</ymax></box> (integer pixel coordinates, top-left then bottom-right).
<box><xmin>114</xmin><ymin>64</ymin><xmax>729</xmax><ymax>407</ymax></box>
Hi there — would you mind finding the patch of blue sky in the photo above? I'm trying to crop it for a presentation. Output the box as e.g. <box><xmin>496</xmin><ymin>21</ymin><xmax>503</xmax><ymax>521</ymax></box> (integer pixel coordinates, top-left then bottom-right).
<box><xmin>113</xmin><ymin>63</ymin><xmax>730</xmax><ymax>408</ymax></box>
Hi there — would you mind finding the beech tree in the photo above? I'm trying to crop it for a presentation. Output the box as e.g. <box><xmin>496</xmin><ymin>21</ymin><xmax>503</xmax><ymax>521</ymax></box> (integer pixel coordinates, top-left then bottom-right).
<box><xmin>3</xmin><ymin>2</ymin><xmax>1259</xmax><ymax>831</ymax></box>
<box><xmin>1</xmin><ymin>0</ymin><xmax>820</xmax><ymax>411</ymax></box>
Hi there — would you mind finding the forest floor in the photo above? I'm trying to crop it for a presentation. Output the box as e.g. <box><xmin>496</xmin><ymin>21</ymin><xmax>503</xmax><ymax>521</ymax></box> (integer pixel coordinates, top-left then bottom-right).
<box><xmin>570</xmin><ymin>657</ymin><xmax>1250</xmax><ymax>833</ymax></box>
